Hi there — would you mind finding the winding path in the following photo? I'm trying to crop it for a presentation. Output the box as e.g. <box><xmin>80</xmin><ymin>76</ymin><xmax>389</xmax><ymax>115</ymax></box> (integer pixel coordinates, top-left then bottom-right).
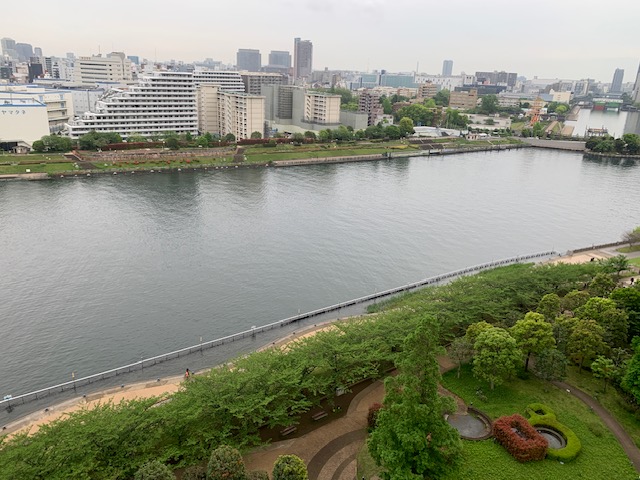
<box><xmin>552</xmin><ymin>380</ymin><xmax>640</xmax><ymax>473</ymax></box>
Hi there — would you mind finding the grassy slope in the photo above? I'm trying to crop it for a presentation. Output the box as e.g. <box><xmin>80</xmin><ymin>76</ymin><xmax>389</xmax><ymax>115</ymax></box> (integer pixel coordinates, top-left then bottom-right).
<box><xmin>440</xmin><ymin>364</ymin><xmax>637</xmax><ymax>480</ymax></box>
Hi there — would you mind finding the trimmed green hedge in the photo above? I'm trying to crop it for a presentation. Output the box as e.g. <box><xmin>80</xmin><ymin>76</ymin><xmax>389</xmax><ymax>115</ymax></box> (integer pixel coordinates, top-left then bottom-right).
<box><xmin>525</xmin><ymin>403</ymin><xmax>582</xmax><ymax>462</ymax></box>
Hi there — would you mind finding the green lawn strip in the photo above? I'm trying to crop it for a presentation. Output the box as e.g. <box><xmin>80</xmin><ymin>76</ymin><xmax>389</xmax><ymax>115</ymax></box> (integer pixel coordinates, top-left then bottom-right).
<box><xmin>244</xmin><ymin>148</ymin><xmax>397</xmax><ymax>163</ymax></box>
<box><xmin>565</xmin><ymin>366</ymin><xmax>640</xmax><ymax>447</ymax></box>
<box><xmin>440</xmin><ymin>364</ymin><xmax>637</xmax><ymax>479</ymax></box>
<box><xmin>356</xmin><ymin>443</ymin><xmax>383</xmax><ymax>479</ymax></box>
<box><xmin>0</xmin><ymin>153</ymin><xmax>68</xmax><ymax>164</ymax></box>
<box><xmin>629</xmin><ymin>257</ymin><xmax>640</xmax><ymax>267</ymax></box>
<box><xmin>618</xmin><ymin>246</ymin><xmax>640</xmax><ymax>254</ymax></box>
<box><xmin>0</xmin><ymin>163</ymin><xmax>77</xmax><ymax>174</ymax></box>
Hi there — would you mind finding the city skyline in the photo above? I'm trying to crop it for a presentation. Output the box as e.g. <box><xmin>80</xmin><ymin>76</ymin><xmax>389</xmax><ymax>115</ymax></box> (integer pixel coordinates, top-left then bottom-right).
<box><xmin>3</xmin><ymin>0</ymin><xmax>640</xmax><ymax>82</ymax></box>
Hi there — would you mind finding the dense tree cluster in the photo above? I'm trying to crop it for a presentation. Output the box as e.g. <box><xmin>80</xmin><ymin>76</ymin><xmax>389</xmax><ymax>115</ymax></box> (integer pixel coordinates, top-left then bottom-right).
<box><xmin>586</xmin><ymin>134</ymin><xmax>640</xmax><ymax>155</ymax></box>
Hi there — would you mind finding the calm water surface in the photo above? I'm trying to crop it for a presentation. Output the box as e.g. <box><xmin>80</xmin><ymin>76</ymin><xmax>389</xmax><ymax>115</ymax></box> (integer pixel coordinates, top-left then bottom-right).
<box><xmin>1</xmin><ymin>148</ymin><xmax>639</xmax><ymax>399</ymax></box>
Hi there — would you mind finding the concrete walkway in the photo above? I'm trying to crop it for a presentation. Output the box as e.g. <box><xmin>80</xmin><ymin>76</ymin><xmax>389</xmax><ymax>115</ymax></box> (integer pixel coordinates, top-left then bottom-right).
<box><xmin>245</xmin><ymin>352</ymin><xmax>640</xmax><ymax>479</ymax></box>
<box><xmin>552</xmin><ymin>381</ymin><xmax>640</xmax><ymax>473</ymax></box>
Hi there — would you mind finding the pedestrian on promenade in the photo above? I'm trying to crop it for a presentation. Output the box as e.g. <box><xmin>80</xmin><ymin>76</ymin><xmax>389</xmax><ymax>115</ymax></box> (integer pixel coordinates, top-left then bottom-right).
<box><xmin>185</xmin><ymin>368</ymin><xmax>190</xmax><ymax>380</ymax></box>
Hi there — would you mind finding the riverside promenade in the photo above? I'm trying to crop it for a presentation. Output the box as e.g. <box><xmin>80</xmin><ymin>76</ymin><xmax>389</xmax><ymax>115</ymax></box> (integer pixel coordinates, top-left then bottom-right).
<box><xmin>520</xmin><ymin>138</ymin><xmax>586</xmax><ymax>151</ymax></box>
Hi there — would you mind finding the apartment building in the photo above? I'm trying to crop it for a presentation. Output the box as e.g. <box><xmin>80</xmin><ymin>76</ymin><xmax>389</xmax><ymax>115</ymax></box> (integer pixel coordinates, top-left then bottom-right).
<box><xmin>358</xmin><ymin>91</ymin><xmax>383</xmax><ymax>126</ymax></box>
<box><xmin>73</xmin><ymin>52</ymin><xmax>133</xmax><ymax>84</ymax></box>
<box><xmin>196</xmin><ymin>84</ymin><xmax>264</xmax><ymax>139</ymax></box>
<box><xmin>240</xmin><ymin>72</ymin><xmax>286</xmax><ymax>95</ymax></box>
<box><xmin>192</xmin><ymin>69</ymin><xmax>246</xmax><ymax>92</ymax></box>
<box><xmin>66</xmin><ymin>71</ymin><xmax>197</xmax><ymax>139</ymax></box>
<box><xmin>417</xmin><ymin>82</ymin><xmax>438</xmax><ymax>100</ymax></box>
<box><xmin>303</xmin><ymin>91</ymin><xmax>340</xmax><ymax>125</ymax></box>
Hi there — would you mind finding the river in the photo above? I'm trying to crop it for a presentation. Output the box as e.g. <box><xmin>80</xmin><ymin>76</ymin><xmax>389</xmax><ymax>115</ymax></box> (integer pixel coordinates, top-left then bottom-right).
<box><xmin>1</xmin><ymin>148</ymin><xmax>639</xmax><ymax>408</ymax></box>
<box><xmin>565</xmin><ymin>108</ymin><xmax>640</xmax><ymax>137</ymax></box>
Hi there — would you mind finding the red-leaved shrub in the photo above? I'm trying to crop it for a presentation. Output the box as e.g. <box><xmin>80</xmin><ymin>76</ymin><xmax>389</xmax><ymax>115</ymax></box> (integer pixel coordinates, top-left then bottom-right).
<box><xmin>493</xmin><ymin>414</ymin><xmax>548</xmax><ymax>462</ymax></box>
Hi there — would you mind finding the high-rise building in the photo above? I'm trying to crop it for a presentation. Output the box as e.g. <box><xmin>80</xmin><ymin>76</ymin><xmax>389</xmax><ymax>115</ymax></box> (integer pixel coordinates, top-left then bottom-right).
<box><xmin>611</xmin><ymin>68</ymin><xmax>624</xmax><ymax>93</ymax></box>
<box><xmin>66</xmin><ymin>71</ymin><xmax>197</xmax><ymax>139</ymax></box>
<box><xmin>293</xmin><ymin>38</ymin><xmax>313</xmax><ymax>82</ymax></box>
<box><xmin>34</xmin><ymin>47</ymin><xmax>43</xmax><ymax>58</ymax></box>
<box><xmin>442</xmin><ymin>60</ymin><xmax>453</xmax><ymax>77</ymax></box>
<box><xmin>236</xmin><ymin>49</ymin><xmax>261</xmax><ymax>72</ymax></box>
<box><xmin>268</xmin><ymin>51</ymin><xmax>291</xmax><ymax>69</ymax></box>
<box><xmin>15</xmin><ymin>43</ymin><xmax>33</xmax><ymax>62</ymax></box>
<box><xmin>1</xmin><ymin>37</ymin><xmax>17</xmax><ymax>60</ymax></box>
<box><xmin>632</xmin><ymin>63</ymin><xmax>640</xmax><ymax>104</ymax></box>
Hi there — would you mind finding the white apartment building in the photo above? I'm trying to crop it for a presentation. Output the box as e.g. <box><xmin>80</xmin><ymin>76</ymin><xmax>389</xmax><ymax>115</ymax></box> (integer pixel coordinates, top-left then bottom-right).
<box><xmin>0</xmin><ymin>95</ymin><xmax>50</xmax><ymax>145</ymax></box>
<box><xmin>303</xmin><ymin>92</ymin><xmax>340</xmax><ymax>125</ymax></box>
<box><xmin>73</xmin><ymin>52</ymin><xmax>133</xmax><ymax>85</ymax></box>
<box><xmin>197</xmin><ymin>84</ymin><xmax>264</xmax><ymax>139</ymax></box>
<box><xmin>66</xmin><ymin>71</ymin><xmax>197</xmax><ymax>139</ymax></box>
<box><xmin>192</xmin><ymin>69</ymin><xmax>245</xmax><ymax>92</ymax></box>
<box><xmin>0</xmin><ymin>86</ymin><xmax>75</xmax><ymax>133</ymax></box>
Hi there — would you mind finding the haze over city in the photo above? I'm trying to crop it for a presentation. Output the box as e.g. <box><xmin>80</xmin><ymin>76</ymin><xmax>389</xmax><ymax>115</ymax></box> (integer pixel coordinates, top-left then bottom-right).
<box><xmin>4</xmin><ymin>0</ymin><xmax>639</xmax><ymax>81</ymax></box>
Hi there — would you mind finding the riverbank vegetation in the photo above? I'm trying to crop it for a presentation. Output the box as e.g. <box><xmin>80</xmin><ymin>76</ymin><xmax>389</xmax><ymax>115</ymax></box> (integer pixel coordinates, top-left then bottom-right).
<box><xmin>3</xmin><ymin>259</ymin><xmax>640</xmax><ymax>479</ymax></box>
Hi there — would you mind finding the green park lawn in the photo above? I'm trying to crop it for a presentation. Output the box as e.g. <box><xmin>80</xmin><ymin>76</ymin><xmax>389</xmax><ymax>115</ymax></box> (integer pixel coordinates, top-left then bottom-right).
<box><xmin>0</xmin><ymin>162</ymin><xmax>78</xmax><ymax>174</ymax></box>
<box><xmin>437</xmin><ymin>364</ymin><xmax>637</xmax><ymax>480</ymax></box>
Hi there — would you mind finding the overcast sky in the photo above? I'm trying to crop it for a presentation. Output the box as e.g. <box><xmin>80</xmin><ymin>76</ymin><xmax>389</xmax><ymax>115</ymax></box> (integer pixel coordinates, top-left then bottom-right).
<box><xmin>4</xmin><ymin>0</ymin><xmax>639</xmax><ymax>83</ymax></box>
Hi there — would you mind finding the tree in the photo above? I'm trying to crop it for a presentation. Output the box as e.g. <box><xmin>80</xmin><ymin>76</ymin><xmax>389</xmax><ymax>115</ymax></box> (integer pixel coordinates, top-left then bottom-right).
<box><xmin>552</xmin><ymin>314</ymin><xmax>578</xmax><ymax>355</ymax></box>
<box><xmin>622</xmin><ymin>134</ymin><xmax>640</xmax><ymax>154</ymax></box>
<box><xmin>442</xmin><ymin>109</ymin><xmax>469</xmax><ymax>129</ymax></box>
<box><xmin>591</xmin><ymin>356</ymin><xmax>616</xmax><ymax>392</ymax></box>
<box><xmin>473</xmin><ymin>327</ymin><xmax>521</xmax><ymax>389</ymax></box>
<box><xmin>534</xmin><ymin>348</ymin><xmax>568</xmax><ymax>381</ymax></box>
<box><xmin>576</xmin><ymin>297</ymin><xmax>629</xmax><ymax>348</ymax></box>
<box><xmin>303</xmin><ymin>131</ymin><xmax>317</xmax><ymax>140</ymax></box>
<box><xmin>567</xmin><ymin>320</ymin><xmax>606</xmax><ymax>371</ymax></box>
<box><xmin>510</xmin><ymin>312</ymin><xmax>555</xmax><ymax>371</ymax></box>
<box><xmin>272</xmin><ymin>455</ymin><xmax>308</xmax><ymax>480</ymax></box>
<box><xmin>464</xmin><ymin>321</ymin><xmax>493</xmax><ymax>347</ymax></box>
<box><xmin>478</xmin><ymin>95</ymin><xmax>499</xmax><ymax>115</ymax></box>
<box><xmin>368</xmin><ymin>318</ymin><xmax>462</xmax><ymax>479</ymax></box>
<box><xmin>622</xmin><ymin>339</ymin><xmax>640</xmax><ymax>403</ymax></box>
<box><xmin>610</xmin><ymin>287</ymin><xmax>640</xmax><ymax>339</ymax></box>
<box><xmin>433</xmin><ymin>89</ymin><xmax>450</xmax><ymax>107</ymax></box>
<box><xmin>380</xmin><ymin>95</ymin><xmax>393</xmax><ymax>115</ymax></box>
<box><xmin>561</xmin><ymin>290</ymin><xmax>590</xmax><ymax>313</ymax></box>
<box><xmin>134</xmin><ymin>460</ymin><xmax>175</xmax><ymax>480</ymax></box>
<box><xmin>622</xmin><ymin>227</ymin><xmax>640</xmax><ymax>247</ymax></box>
<box><xmin>127</xmin><ymin>134</ymin><xmax>148</xmax><ymax>143</ymax></box>
<box><xmin>599</xmin><ymin>255</ymin><xmax>630</xmax><ymax>279</ymax></box>
<box><xmin>165</xmin><ymin>136</ymin><xmax>180</xmax><ymax>150</ymax></box>
<box><xmin>395</xmin><ymin>103</ymin><xmax>435</xmax><ymax>126</ymax></box>
<box><xmin>398</xmin><ymin>117</ymin><xmax>415</xmax><ymax>136</ymax></box>
<box><xmin>449</xmin><ymin>336</ymin><xmax>472</xmax><ymax>378</ymax></box>
<box><xmin>536</xmin><ymin>293</ymin><xmax>561</xmax><ymax>322</ymax></box>
<box><xmin>207</xmin><ymin>445</ymin><xmax>247</xmax><ymax>480</ymax></box>
<box><xmin>588</xmin><ymin>272</ymin><xmax>616</xmax><ymax>297</ymax></box>
<box><xmin>224</xmin><ymin>133</ymin><xmax>236</xmax><ymax>143</ymax></box>
<box><xmin>250</xmin><ymin>131</ymin><xmax>262</xmax><ymax>139</ymax></box>
<box><xmin>384</xmin><ymin>125</ymin><xmax>402</xmax><ymax>140</ymax></box>
<box><xmin>292</xmin><ymin>132</ymin><xmax>305</xmax><ymax>144</ymax></box>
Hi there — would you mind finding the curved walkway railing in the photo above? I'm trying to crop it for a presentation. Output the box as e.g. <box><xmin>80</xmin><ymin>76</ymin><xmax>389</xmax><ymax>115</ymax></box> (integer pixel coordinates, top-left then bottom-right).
<box><xmin>0</xmin><ymin>250</ymin><xmax>556</xmax><ymax>410</ymax></box>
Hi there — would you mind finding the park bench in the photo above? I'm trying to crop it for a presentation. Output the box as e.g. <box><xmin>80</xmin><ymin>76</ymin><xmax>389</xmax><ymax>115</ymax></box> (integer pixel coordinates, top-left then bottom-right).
<box><xmin>280</xmin><ymin>425</ymin><xmax>297</xmax><ymax>437</ymax></box>
<box><xmin>311</xmin><ymin>410</ymin><xmax>328</xmax><ymax>421</ymax></box>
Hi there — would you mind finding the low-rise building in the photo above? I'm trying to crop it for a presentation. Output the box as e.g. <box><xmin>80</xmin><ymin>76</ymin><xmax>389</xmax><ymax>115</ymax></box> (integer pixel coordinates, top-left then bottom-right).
<box><xmin>0</xmin><ymin>94</ymin><xmax>49</xmax><ymax>147</ymax></box>
<box><xmin>449</xmin><ymin>89</ymin><xmax>478</xmax><ymax>110</ymax></box>
<box><xmin>0</xmin><ymin>85</ymin><xmax>75</xmax><ymax>133</ymax></box>
<box><xmin>417</xmin><ymin>82</ymin><xmax>438</xmax><ymax>100</ymax></box>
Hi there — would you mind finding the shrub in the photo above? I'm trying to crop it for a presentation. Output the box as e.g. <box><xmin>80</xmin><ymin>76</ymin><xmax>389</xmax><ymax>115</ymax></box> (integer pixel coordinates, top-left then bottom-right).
<box><xmin>367</xmin><ymin>402</ymin><xmax>383</xmax><ymax>430</ymax></box>
<box><xmin>272</xmin><ymin>454</ymin><xmax>309</xmax><ymax>480</ymax></box>
<box><xmin>247</xmin><ymin>471</ymin><xmax>270</xmax><ymax>480</ymax></box>
<box><xmin>134</xmin><ymin>460</ymin><xmax>175</xmax><ymax>480</ymax></box>
<box><xmin>207</xmin><ymin>445</ymin><xmax>247</xmax><ymax>480</ymax></box>
<box><xmin>525</xmin><ymin>403</ymin><xmax>582</xmax><ymax>462</ymax></box>
<box><xmin>493</xmin><ymin>414</ymin><xmax>548</xmax><ymax>462</ymax></box>
<box><xmin>181</xmin><ymin>465</ymin><xmax>206</xmax><ymax>480</ymax></box>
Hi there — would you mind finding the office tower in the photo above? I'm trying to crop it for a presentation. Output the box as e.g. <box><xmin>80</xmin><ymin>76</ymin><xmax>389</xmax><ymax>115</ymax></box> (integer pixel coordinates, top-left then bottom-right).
<box><xmin>15</xmin><ymin>43</ymin><xmax>33</xmax><ymax>62</ymax></box>
<box><xmin>442</xmin><ymin>59</ymin><xmax>453</xmax><ymax>76</ymax></box>
<box><xmin>34</xmin><ymin>47</ymin><xmax>43</xmax><ymax>58</ymax></box>
<box><xmin>1</xmin><ymin>37</ymin><xmax>17</xmax><ymax>59</ymax></box>
<box><xmin>236</xmin><ymin>49</ymin><xmax>261</xmax><ymax>72</ymax></box>
<box><xmin>293</xmin><ymin>38</ymin><xmax>313</xmax><ymax>81</ymax></box>
<box><xmin>611</xmin><ymin>68</ymin><xmax>624</xmax><ymax>93</ymax></box>
<box><xmin>268</xmin><ymin>50</ymin><xmax>291</xmax><ymax>69</ymax></box>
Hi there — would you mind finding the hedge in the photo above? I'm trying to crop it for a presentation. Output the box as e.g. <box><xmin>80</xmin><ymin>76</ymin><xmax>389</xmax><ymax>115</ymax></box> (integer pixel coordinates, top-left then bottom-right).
<box><xmin>493</xmin><ymin>414</ymin><xmax>548</xmax><ymax>462</ymax></box>
<box><xmin>525</xmin><ymin>403</ymin><xmax>582</xmax><ymax>462</ymax></box>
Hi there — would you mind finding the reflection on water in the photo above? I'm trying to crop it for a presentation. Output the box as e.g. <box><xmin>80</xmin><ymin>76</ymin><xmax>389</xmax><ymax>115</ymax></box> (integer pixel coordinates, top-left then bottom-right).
<box><xmin>566</xmin><ymin>109</ymin><xmax>640</xmax><ymax>138</ymax></box>
<box><xmin>1</xmin><ymin>149</ymin><xmax>640</xmax><ymax>399</ymax></box>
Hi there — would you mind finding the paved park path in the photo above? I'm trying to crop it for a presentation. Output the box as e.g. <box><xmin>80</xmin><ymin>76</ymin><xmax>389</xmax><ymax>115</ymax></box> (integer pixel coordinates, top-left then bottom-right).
<box><xmin>552</xmin><ymin>380</ymin><xmax>640</xmax><ymax>473</ymax></box>
<box><xmin>245</xmin><ymin>354</ymin><xmax>640</xmax><ymax>479</ymax></box>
